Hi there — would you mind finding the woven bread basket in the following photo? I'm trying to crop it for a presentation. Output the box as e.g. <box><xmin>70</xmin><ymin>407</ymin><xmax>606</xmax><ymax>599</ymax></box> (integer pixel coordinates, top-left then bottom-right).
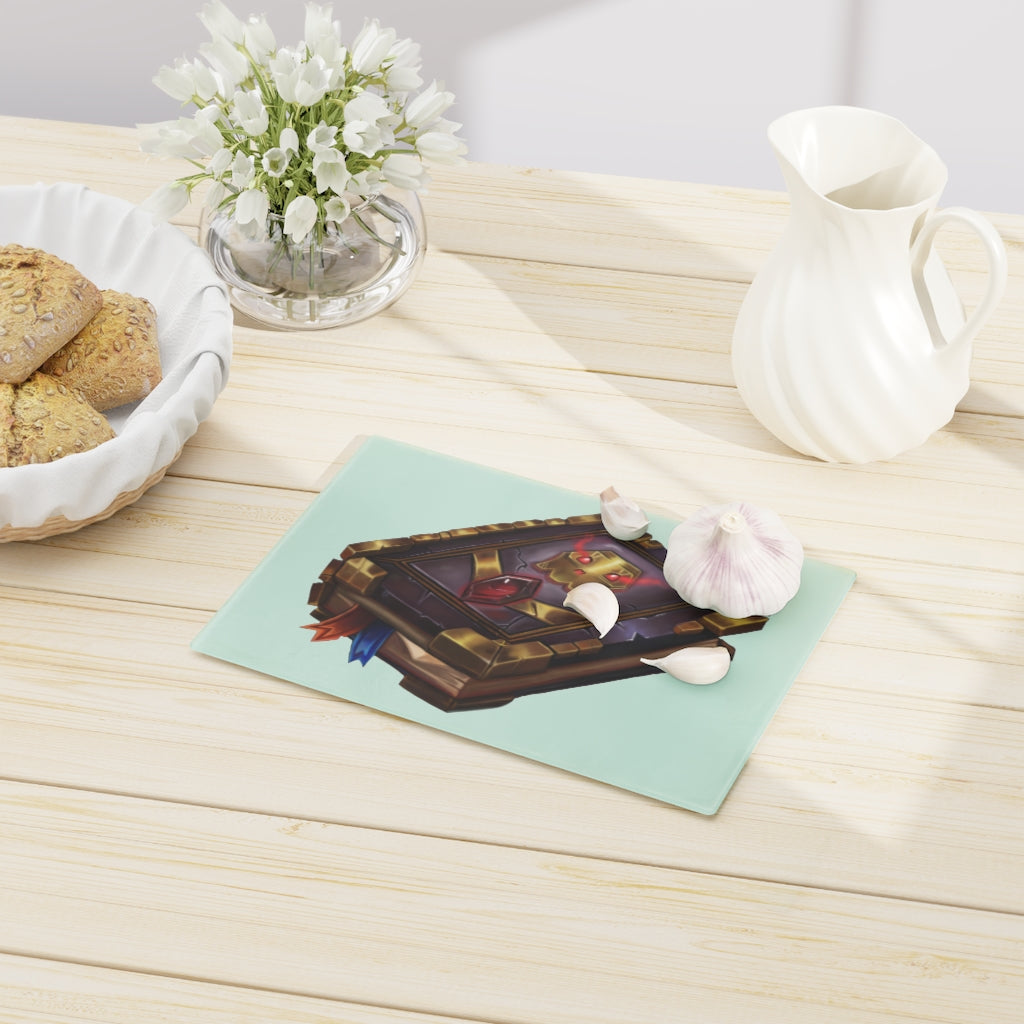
<box><xmin>0</xmin><ymin>453</ymin><xmax>180</xmax><ymax>543</ymax></box>
<box><xmin>0</xmin><ymin>183</ymin><xmax>232</xmax><ymax>541</ymax></box>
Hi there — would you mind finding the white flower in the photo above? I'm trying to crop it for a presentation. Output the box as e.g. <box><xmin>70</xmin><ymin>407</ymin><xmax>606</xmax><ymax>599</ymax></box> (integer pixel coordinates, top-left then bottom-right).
<box><xmin>191</xmin><ymin>106</ymin><xmax>225</xmax><ymax>155</ymax></box>
<box><xmin>349</xmin><ymin>166</ymin><xmax>382</xmax><ymax>195</ymax></box>
<box><xmin>306</xmin><ymin>121</ymin><xmax>338</xmax><ymax>153</ymax></box>
<box><xmin>283</xmin><ymin>194</ymin><xmax>319</xmax><ymax>244</ymax></box>
<box><xmin>186</xmin><ymin>60</ymin><xmax>221</xmax><ymax>101</ymax></box>
<box><xmin>272</xmin><ymin>49</ymin><xmax>332</xmax><ymax>107</ymax></box>
<box><xmin>405</xmin><ymin>81</ymin><xmax>455</xmax><ymax>129</ymax></box>
<box><xmin>243</xmin><ymin>14</ymin><xmax>275</xmax><ymax>61</ymax></box>
<box><xmin>230</xmin><ymin>150</ymin><xmax>255</xmax><ymax>187</ymax></box>
<box><xmin>138</xmin><ymin>119</ymin><xmax>190</xmax><ymax>158</ymax></box>
<box><xmin>232</xmin><ymin>89</ymin><xmax>268</xmax><ymax>135</ymax></box>
<box><xmin>199</xmin><ymin>0</ymin><xmax>245</xmax><ymax>43</ymax></box>
<box><xmin>415</xmin><ymin>130</ymin><xmax>467</xmax><ymax>165</ymax></box>
<box><xmin>342</xmin><ymin>120</ymin><xmax>384</xmax><ymax>158</ymax></box>
<box><xmin>304</xmin><ymin>3</ymin><xmax>345</xmax><ymax>67</ymax></box>
<box><xmin>313</xmin><ymin>149</ymin><xmax>350</xmax><ymax>194</ymax></box>
<box><xmin>345</xmin><ymin>90</ymin><xmax>392</xmax><ymax>124</ymax></box>
<box><xmin>153</xmin><ymin>63</ymin><xmax>199</xmax><ymax>103</ymax></box>
<box><xmin>235</xmin><ymin>186</ymin><xmax>269</xmax><ymax>229</ymax></box>
<box><xmin>279</xmin><ymin>127</ymin><xmax>299</xmax><ymax>155</ymax></box>
<box><xmin>342</xmin><ymin>91</ymin><xmax>393</xmax><ymax>157</ymax></box>
<box><xmin>205</xmin><ymin>180</ymin><xmax>229</xmax><ymax>210</ymax></box>
<box><xmin>325</xmin><ymin>195</ymin><xmax>351</xmax><ymax>223</ymax></box>
<box><xmin>139</xmin><ymin>108</ymin><xmax>222</xmax><ymax>158</ymax></box>
<box><xmin>386</xmin><ymin>38</ymin><xmax>423</xmax><ymax>94</ymax></box>
<box><xmin>269</xmin><ymin>47</ymin><xmax>302</xmax><ymax>102</ymax></box>
<box><xmin>200</xmin><ymin>36</ymin><xmax>249</xmax><ymax>90</ymax></box>
<box><xmin>209</xmin><ymin>146</ymin><xmax>233</xmax><ymax>178</ymax></box>
<box><xmin>142</xmin><ymin>181</ymin><xmax>190</xmax><ymax>220</ymax></box>
<box><xmin>304</xmin><ymin>3</ymin><xmax>337</xmax><ymax>44</ymax></box>
<box><xmin>350</xmin><ymin>18</ymin><xmax>396</xmax><ymax>74</ymax></box>
<box><xmin>381</xmin><ymin>152</ymin><xmax>429</xmax><ymax>191</ymax></box>
<box><xmin>295</xmin><ymin>55</ymin><xmax>334</xmax><ymax>106</ymax></box>
<box><xmin>262</xmin><ymin>147</ymin><xmax>290</xmax><ymax>177</ymax></box>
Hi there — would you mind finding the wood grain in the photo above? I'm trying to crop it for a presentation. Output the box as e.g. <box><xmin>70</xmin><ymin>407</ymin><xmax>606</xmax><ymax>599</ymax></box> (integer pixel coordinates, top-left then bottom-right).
<box><xmin>2</xmin><ymin>782</ymin><xmax>1023</xmax><ymax>1024</ymax></box>
<box><xmin>0</xmin><ymin>587</ymin><xmax>1021</xmax><ymax>916</ymax></box>
<box><xmin>1</xmin><ymin>114</ymin><xmax>1023</xmax><ymax>1023</ymax></box>
<box><xmin>0</xmin><ymin>954</ymin><xmax>478</xmax><ymax>1024</ymax></box>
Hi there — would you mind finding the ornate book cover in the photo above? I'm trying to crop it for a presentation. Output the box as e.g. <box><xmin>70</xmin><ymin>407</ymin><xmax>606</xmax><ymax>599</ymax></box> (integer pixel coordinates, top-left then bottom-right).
<box><xmin>306</xmin><ymin>516</ymin><xmax>766</xmax><ymax>711</ymax></box>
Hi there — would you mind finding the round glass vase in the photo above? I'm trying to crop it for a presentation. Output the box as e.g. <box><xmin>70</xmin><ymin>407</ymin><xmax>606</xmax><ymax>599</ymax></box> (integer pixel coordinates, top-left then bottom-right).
<box><xmin>201</xmin><ymin>190</ymin><xmax>426</xmax><ymax>330</ymax></box>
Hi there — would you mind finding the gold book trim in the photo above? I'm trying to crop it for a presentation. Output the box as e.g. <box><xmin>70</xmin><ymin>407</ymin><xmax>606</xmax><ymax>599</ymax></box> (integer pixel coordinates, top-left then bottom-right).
<box><xmin>337</xmin><ymin>556</ymin><xmax>389</xmax><ymax>595</ymax></box>
<box><xmin>470</xmin><ymin>548</ymin><xmax>504</xmax><ymax>582</ymax></box>
<box><xmin>505</xmin><ymin>598</ymin><xmax>583</xmax><ymax>627</ymax></box>
<box><xmin>700</xmin><ymin>611</ymin><xmax>769</xmax><ymax>636</ymax></box>
<box><xmin>428</xmin><ymin>628</ymin><xmax>553</xmax><ymax>679</ymax></box>
<box><xmin>672</xmin><ymin>620</ymin><xmax>705</xmax><ymax>636</ymax></box>
<box><xmin>341</xmin><ymin>537</ymin><xmax>411</xmax><ymax>558</ymax></box>
<box><xmin>318</xmin><ymin>557</ymin><xmax>344</xmax><ymax>582</ymax></box>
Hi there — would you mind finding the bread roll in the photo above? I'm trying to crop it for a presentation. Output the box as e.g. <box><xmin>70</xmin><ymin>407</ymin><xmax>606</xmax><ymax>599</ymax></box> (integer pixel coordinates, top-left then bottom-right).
<box><xmin>39</xmin><ymin>290</ymin><xmax>162</xmax><ymax>410</ymax></box>
<box><xmin>0</xmin><ymin>383</ymin><xmax>14</xmax><ymax>468</ymax></box>
<box><xmin>0</xmin><ymin>245</ymin><xmax>103</xmax><ymax>385</ymax></box>
<box><xmin>0</xmin><ymin>372</ymin><xmax>114</xmax><ymax>466</ymax></box>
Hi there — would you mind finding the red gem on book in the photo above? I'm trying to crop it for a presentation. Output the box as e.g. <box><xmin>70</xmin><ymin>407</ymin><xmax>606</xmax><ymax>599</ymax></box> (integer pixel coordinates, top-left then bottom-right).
<box><xmin>462</xmin><ymin>574</ymin><xmax>540</xmax><ymax>605</ymax></box>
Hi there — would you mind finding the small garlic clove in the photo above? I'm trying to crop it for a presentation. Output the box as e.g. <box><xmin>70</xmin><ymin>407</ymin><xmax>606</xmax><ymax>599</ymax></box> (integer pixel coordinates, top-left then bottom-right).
<box><xmin>640</xmin><ymin>644</ymin><xmax>732</xmax><ymax>685</ymax></box>
<box><xmin>563</xmin><ymin>581</ymin><xmax>619</xmax><ymax>637</ymax></box>
<box><xmin>599</xmin><ymin>485</ymin><xmax>650</xmax><ymax>540</ymax></box>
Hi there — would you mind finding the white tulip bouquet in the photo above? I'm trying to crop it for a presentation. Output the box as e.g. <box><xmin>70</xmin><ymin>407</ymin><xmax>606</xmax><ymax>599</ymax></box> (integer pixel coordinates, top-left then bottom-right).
<box><xmin>140</xmin><ymin>0</ymin><xmax>466</xmax><ymax>248</ymax></box>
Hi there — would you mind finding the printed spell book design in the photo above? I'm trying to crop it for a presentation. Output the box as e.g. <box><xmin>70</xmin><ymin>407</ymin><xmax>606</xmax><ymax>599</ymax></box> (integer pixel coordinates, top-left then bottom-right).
<box><xmin>192</xmin><ymin>437</ymin><xmax>856</xmax><ymax>814</ymax></box>
<box><xmin>304</xmin><ymin>514</ymin><xmax>768</xmax><ymax>712</ymax></box>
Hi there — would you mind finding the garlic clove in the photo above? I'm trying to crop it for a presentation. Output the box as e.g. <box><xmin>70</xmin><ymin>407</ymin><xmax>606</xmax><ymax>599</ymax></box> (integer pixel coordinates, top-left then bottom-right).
<box><xmin>563</xmin><ymin>581</ymin><xmax>619</xmax><ymax>637</ymax></box>
<box><xmin>663</xmin><ymin>500</ymin><xmax>803</xmax><ymax>619</ymax></box>
<box><xmin>640</xmin><ymin>643</ymin><xmax>732</xmax><ymax>685</ymax></box>
<box><xmin>599</xmin><ymin>485</ymin><xmax>650</xmax><ymax>540</ymax></box>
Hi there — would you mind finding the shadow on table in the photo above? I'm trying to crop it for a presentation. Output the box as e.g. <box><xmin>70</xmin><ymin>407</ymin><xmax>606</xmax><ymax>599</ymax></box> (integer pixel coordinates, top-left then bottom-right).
<box><xmin>945</xmin><ymin>383</ymin><xmax>1024</xmax><ymax>475</ymax></box>
<box><xmin>417</xmin><ymin>164</ymin><xmax>798</xmax><ymax>485</ymax></box>
<box><xmin>395</xmin><ymin>165</ymin><xmax>1024</xmax><ymax>922</ymax></box>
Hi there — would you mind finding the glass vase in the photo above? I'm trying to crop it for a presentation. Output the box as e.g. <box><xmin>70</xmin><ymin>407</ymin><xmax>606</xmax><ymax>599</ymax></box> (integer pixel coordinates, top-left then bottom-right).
<box><xmin>201</xmin><ymin>190</ymin><xmax>426</xmax><ymax>330</ymax></box>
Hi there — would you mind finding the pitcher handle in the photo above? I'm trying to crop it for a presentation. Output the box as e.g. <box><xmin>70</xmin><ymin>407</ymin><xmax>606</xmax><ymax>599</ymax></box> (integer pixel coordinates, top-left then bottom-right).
<box><xmin>911</xmin><ymin>206</ymin><xmax>1008</xmax><ymax>350</ymax></box>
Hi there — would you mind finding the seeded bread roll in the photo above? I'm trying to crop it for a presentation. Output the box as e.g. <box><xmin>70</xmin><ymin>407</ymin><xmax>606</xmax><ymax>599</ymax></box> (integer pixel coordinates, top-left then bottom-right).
<box><xmin>40</xmin><ymin>290</ymin><xmax>162</xmax><ymax>411</ymax></box>
<box><xmin>0</xmin><ymin>371</ymin><xmax>115</xmax><ymax>467</ymax></box>
<box><xmin>0</xmin><ymin>244</ymin><xmax>103</xmax><ymax>385</ymax></box>
<box><xmin>0</xmin><ymin>383</ymin><xmax>14</xmax><ymax>468</ymax></box>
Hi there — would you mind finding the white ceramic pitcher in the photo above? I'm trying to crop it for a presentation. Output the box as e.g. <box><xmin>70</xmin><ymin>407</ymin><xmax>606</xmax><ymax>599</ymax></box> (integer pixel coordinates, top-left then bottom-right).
<box><xmin>731</xmin><ymin>106</ymin><xmax>1007</xmax><ymax>463</ymax></box>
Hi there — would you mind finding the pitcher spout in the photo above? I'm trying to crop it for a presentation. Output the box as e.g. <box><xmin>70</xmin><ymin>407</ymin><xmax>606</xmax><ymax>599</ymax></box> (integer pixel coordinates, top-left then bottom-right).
<box><xmin>768</xmin><ymin>106</ymin><xmax>948</xmax><ymax>215</ymax></box>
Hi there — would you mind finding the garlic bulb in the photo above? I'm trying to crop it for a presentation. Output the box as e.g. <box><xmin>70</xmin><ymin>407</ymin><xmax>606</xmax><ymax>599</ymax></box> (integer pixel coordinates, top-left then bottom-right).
<box><xmin>563</xmin><ymin>581</ymin><xmax>619</xmax><ymax>637</ymax></box>
<box><xmin>663</xmin><ymin>501</ymin><xmax>803</xmax><ymax>618</ymax></box>
<box><xmin>641</xmin><ymin>643</ymin><xmax>732</xmax><ymax>685</ymax></box>
<box><xmin>599</xmin><ymin>485</ymin><xmax>650</xmax><ymax>540</ymax></box>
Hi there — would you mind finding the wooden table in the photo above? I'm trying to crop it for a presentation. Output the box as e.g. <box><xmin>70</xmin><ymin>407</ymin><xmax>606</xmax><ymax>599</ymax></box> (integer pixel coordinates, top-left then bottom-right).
<box><xmin>1</xmin><ymin>115</ymin><xmax>1023</xmax><ymax>1023</ymax></box>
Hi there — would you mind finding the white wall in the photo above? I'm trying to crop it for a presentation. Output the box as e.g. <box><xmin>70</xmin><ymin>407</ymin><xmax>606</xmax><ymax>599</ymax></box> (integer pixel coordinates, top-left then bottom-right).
<box><xmin>2</xmin><ymin>0</ymin><xmax>1021</xmax><ymax>212</ymax></box>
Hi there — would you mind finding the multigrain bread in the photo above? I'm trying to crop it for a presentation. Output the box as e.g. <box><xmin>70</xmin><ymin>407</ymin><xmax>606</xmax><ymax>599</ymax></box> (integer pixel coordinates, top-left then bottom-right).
<box><xmin>0</xmin><ymin>372</ymin><xmax>115</xmax><ymax>467</ymax></box>
<box><xmin>0</xmin><ymin>383</ymin><xmax>14</xmax><ymax>468</ymax></box>
<box><xmin>40</xmin><ymin>290</ymin><xmax>162</xmax><ymax>410</ymax></box>
<box><xmin>0</xmin><ymin>245</ymin><xmax>103</xmax><ymax>385</ymax></box>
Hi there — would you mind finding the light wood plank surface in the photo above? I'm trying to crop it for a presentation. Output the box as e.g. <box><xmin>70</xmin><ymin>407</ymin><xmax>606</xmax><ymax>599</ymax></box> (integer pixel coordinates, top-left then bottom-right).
<box><xmin>3</xmin><ymin>781</ymin><xmax>1023</xmax><ymax>1024</ymax></box>
<box><xmin>0</xmin><ymin>953</ymin><xmax>485</xmax><ymax>1024</ymax></box>
<box><xmin>1</xmin><ymin>586</ymin><xmax>1021</xmax><ymax>915</ymax></box>
<box><xmin>1</xmin><ymin>115</ymin><xmax>1022</xmax><ymax>1022</ymax></box>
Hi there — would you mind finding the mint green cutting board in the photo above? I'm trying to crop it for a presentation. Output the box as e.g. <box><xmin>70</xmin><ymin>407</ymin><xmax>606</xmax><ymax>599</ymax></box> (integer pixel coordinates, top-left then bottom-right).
<box><xmin>192</xmin><ymin>436</ymin><xmax>855</xmax><ymax>814</ymax></box>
